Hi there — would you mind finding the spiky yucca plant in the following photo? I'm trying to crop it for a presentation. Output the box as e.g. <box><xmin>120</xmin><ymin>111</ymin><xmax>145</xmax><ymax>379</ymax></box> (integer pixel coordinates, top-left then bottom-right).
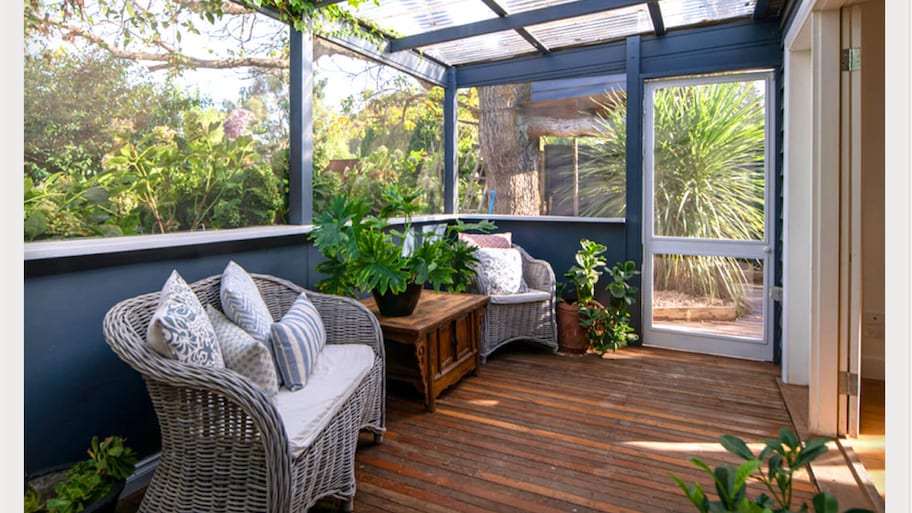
<box><xmin>565</xmin><ymin>80</ymin><xmax>766</xmax><ymax>306</ymax></box>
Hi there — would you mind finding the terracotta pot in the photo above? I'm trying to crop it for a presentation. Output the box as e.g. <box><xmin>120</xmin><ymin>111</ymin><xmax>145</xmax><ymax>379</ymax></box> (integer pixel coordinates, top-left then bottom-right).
<box><xmin>372</xmin><ymin>282</ymin><xmax>423</xmax><ymax>317</ymax></box>
<box><xmin>557</xmin><ymin>301</ymin><xmax>588</xmax><ymax>354</ymax></box>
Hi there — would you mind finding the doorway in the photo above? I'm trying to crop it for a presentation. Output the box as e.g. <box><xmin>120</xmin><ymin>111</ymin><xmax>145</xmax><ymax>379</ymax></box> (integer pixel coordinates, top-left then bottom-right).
<box><xmin>642</xmin><ymin>71</ymin><xmax>775</xmax><ymax>361</ymax></box>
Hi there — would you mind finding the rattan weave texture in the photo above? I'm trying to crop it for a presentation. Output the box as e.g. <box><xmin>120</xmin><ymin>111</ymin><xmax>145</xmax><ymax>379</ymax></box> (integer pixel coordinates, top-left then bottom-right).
<box><xmin>103</xmin><ymin>273</ymin><xmax>386</xmax><ymax>513</ymax></box>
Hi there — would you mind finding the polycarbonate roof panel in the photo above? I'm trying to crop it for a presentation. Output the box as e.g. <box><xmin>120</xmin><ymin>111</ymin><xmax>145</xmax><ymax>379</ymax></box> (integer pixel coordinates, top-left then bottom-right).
<box><xmin>342</xmin><ymin>0</ymin><xmax>764</xmax><ymax>66</ymax></box>
<box><xmin>339</xmin><ymin>0</ymin><xmax>498</xmax><ymax>37</ymax></box>
<box><xmin>526</xmin><ymin>4</ymin><xmax>653</xmax><ymax>50</ymax></box>
<box><xmin>659</xmin><ymin>0</ymin><xmax>757</xmax><ymax>29</ymax></box>
<box><xmin>497</xmin><ymin>0</ymin><xmax>588</xmax><ymax>14</ymax></box>
<box><xmin>418</xmin><ymin>29</ymin><xmax>535</xmax><ymax>65</ymax></box>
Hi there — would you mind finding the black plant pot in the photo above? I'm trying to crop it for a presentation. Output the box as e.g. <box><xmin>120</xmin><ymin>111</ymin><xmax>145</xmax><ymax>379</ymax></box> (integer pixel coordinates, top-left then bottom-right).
<box><xmin>26</xmin><ymin>463</ymin><xmax>125</xmax><ymax>513</ymax></box>
<box><xmin>372</xmin><ymin>282</ymin><xmax>423</xmax><ymax>317</ymax></box>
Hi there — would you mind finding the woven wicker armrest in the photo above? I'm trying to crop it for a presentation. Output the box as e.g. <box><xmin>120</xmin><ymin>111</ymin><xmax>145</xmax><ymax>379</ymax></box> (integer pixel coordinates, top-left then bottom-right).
<box><xmin>515</xmin><ymin>245</ymin><xmax>556</xmax><ymax>293</ymax></box>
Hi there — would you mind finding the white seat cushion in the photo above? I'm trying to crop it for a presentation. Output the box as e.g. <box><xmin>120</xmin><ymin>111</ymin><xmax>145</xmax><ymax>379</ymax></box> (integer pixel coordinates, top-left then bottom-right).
<box><xmin>274</xmin><ymin>344</ymin><xmax>374</xmax><ymax>457</ymax></box>
<box><xmin>489</xmin><ymin>289</ymin><xmax>551</xmax><ymax>305</ymax></box>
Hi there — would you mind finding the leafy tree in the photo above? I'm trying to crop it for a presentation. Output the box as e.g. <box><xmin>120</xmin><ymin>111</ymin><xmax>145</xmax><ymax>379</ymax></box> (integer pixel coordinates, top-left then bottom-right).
<box><xmin>102</xmin><ymin>107</ymin><xmax>285</xmax><ymax>234</ymax></box>
<box><xmin>24</xmin><ymin>51</ymin><xmax>197</xmax><ymax>183</ymax></box>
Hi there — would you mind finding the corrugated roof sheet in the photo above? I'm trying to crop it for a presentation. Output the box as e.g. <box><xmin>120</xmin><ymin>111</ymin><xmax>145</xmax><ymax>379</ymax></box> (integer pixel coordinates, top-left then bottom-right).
<box><xmin>343</xmin><ymin>0</ymin><xmax>764</xmax><ymax>66</ymax></box>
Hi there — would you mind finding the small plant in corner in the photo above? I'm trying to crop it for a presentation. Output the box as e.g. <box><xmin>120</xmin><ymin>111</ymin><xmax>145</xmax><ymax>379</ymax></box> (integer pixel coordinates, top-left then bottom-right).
<box><xmin>560</xmin><ymin>239</ymin><xmax>640</xmax><ymax>355</ymax></box>
<box><xmin>579</xmin><ymin>259</ymin><xmax>639</xmax><ymax>354</ymax></box>
<box><xmin>670</xmin><ymin>428</ymin><xmax>874</xmax><ymax>513</ymax></box>
<box><xmin>25</xmin><ymin>435</ymin><xmax>137</xmax><ymax>513</ymax></box>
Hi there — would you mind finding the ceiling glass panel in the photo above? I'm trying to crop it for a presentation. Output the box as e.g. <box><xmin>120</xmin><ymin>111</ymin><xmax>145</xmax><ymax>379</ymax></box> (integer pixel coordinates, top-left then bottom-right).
<box><xmin>660</xmin><ymin>0</ymin><xmax>757</xmax><ymax>29</ymax></box>
<box><xmin>340</xmin><ymin>0</ymin><xmax>498</xmax><ymax>37</ymax></box>
<box><xmin>498</xmin><ymin>0</ymin><xmax>586</xmax><ymax>13</ymax></box>
<box><xmin>418</xmin><ymin>30</ymin><xmax>536</xmax><ymax>65</ymax></box>
<box><xmin>526</xmin><ymin>4</ymin><xmax>653</xmax><ymax>50</ymax></box>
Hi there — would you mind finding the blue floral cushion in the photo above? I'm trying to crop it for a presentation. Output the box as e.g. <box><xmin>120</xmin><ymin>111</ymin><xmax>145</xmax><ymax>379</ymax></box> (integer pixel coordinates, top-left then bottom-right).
<box><xmin>206</xmin><ymin>305</ymin><xmax>279</xmax><ymax>397</ymax></box>
<box><xmin>270</xmin><ymin>293</ymin><xmax>326</xmax><ymax>391</ymax></box>
<box><xmin>220</xmin><ymin>261</ymin><xmax>274</xmax><ymax>346</ymax></box>
<box><xmin>147</xmin><ymin>270</ymin><xmax>224</xmax><ymax>367</ymax></box>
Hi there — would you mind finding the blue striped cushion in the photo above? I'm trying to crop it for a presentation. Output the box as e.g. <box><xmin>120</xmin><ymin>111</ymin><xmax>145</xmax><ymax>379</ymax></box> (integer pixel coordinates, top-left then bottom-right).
<box><xmin>270</xmin><ymin>293</ymin><xmax>326</xmax><ymax>391</ymax></box>
<box><xmin>206</xmin><ymin>305</ymin><xmax>279</xmax><ymax>397</ymax></box>
<box><xmin>220</xmin><ymin>261</ymin><xmax>274</xmax><ymax>346</ymax></box>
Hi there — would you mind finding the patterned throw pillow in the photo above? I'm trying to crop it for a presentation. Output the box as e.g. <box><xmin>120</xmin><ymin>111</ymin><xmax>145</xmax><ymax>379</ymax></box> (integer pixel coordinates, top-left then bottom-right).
<box><xmin>458</xmin><ymin>231</ymin><xmax>512</xmax><ymax>249</ymax></box>
<box><xmin>220</xmin><ymin>261</ymin><xmax>274</xmax><ymax>346</ymax></box>
<box><xmin>473</xmin><ymin>247</ymin><xmax>529</xmax><ymax>295</ymax></box>
<box><xmin>206</xmin><ymin>305</ymin><xmax>279</xmax><ymax>397</ymax></box>
<box><xmin>270</xmin><ymin>293</ymin><xmax>326</xmax><ymax>391</ymax></box>
<box><xmin>147</xmin><ymin>270</ymin><xmax>224</xmax><ymax>368</ymax></box>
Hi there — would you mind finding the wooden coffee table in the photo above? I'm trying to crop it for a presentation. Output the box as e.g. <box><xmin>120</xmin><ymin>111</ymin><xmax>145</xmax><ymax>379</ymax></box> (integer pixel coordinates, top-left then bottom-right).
<box><xmin>361</xmin><ymin>290</ymin><xmax>489</xmax><ymax>412</ymax></box>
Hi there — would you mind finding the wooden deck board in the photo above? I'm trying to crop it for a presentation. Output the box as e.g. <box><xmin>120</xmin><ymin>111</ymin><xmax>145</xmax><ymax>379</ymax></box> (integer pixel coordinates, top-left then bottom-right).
<box><xmin>317</xmin><ymin>345</ymin><xmax>819</xmax><ymax>513</ymax></box>
<box><xmin>119</xmin><ymin>344</ymin><xmax>839</xmax><ymax>513</ymax></box>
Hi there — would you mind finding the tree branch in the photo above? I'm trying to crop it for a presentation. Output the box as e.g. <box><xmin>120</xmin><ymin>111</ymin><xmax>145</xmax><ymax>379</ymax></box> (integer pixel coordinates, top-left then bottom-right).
<box><xmin>54</xmin><ymin>19</ymin><xmax>288</xmax><ymax>70</ymax></box>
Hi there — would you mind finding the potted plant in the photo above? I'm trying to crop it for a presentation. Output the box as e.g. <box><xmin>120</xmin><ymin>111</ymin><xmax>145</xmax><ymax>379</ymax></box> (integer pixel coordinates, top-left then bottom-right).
<box><xmin>557</xmin><ymin>239</ymin><xmax>639</xmax><ymax>355</ymax></box>
<box><xmin>309</xmin><ymin>184</ymin><xmax>495</xmax><ymax>316</ymax></box>
<box><xmin>25</xmin><ymin>435</ymin><xmax>137</xmax><ymax>513</ymax></box>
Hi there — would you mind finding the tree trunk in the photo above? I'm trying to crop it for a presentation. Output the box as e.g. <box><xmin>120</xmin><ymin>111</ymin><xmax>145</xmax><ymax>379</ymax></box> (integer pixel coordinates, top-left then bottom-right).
<box><xmin>478</xmin><ymin>84</ymin><xmax>541</xmax><ymax>215</ymax></box>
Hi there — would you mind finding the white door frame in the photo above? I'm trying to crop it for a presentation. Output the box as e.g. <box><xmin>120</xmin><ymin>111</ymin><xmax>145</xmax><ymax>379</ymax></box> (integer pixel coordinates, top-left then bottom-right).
<box><xmin>641</xmin><ymin>71</ymin><xmax>776</xmax><ymax>361</ymax></box>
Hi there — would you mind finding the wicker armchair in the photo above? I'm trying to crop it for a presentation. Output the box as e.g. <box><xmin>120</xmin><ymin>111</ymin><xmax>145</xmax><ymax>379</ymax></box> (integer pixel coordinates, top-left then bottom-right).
<box><xmin>470</xmin><ymin>244</ymin><xmax>558</xmax><ymax>363</ymax></box>
<box><xmin>103</xmin><ymin>273</ymin><xmax>385</xmax><ymax>513</ymax></box>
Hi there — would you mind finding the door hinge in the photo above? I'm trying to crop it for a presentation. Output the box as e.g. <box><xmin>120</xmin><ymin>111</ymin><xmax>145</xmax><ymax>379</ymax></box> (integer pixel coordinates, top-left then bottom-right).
<box><xmin>769</xmin><ymin>286</ymin><xmax>783</xmax><ymax>302</ymax></box>
<box><xmin>838</xmin><ymin>371</ymin><xmax>860</xmax><ymax>396</ymax></box>
<box><xmin>841</xmin><ymin>48</ymin><xmax>861</xmax><ymax>71</ymax></box>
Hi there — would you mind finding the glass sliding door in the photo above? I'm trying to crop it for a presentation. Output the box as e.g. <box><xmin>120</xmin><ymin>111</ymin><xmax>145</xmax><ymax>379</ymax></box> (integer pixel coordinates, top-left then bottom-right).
<box><xmin>642</xmin><ymin>71</ymin><xmax>775</xmax><ymax>360</ymax></box>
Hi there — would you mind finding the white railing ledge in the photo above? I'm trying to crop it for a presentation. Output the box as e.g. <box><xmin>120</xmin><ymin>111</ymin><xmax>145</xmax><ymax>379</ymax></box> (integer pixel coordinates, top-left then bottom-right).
<box><xmin>24</xmin><ymin>225</ymin><xmax>314</xmax><ymax>261</ymax></box>
<box><xmin>458</xmin><ymin>214</ymin><xmax>626</xmax><ymax>224</ymax></box>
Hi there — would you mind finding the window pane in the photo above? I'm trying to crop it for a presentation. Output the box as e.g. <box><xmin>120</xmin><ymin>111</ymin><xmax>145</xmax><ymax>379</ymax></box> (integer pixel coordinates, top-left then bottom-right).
<box><xmin>462</xmin><ymin>76</ymin><xmax>626</xmax><ymax>217</ymax></box>
<box><xmin>652</xmin><ymin>80</ymin><xmax>766</xmax><ymax>239</ymax></box>
<box><xmin>24</xmin><ymin>0</ymin><xmax>288</xmax><ymax>240</ymax></box>
<box><xmin>653</xmin><ymin>254</ymin><xmax>764</xmax><ymax>340</ymax></box>
<box><xmin>313</xmin><ymin>39</ymin><xmax>444</xmax><ymax>215</ymax></box>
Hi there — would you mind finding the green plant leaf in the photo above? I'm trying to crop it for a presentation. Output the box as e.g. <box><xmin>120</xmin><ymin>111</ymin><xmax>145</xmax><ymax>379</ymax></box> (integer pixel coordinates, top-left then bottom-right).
<box><xmin>811</xmin><ymin>492</ymin><xmax>840</xmax><ymax>513</ymax></box>
<box><xmin>720</xmin><ymin>434</ymin><xmax>755</xmax><ymax>461</ymax></box>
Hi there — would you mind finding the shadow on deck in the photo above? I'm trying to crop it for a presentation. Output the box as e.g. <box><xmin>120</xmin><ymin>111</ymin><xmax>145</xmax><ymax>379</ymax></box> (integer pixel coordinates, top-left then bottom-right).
<box><xmin>121</xmin><ymin>344</ymin><xmax>835</xmax><ymax>513</ymax></box>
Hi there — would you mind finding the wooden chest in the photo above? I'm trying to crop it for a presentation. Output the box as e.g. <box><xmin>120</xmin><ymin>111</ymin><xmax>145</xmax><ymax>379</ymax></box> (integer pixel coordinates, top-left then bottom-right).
<box><xmin>361</xmin><ymin>291</ymin><xmax>489</xmax><ymax>412</ymax></box>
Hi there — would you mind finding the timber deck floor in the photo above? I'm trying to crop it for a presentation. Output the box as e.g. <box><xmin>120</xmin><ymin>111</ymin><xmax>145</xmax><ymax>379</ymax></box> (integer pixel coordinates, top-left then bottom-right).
<box><xmin>119</xmin><ymin>344</ymin><xmax>826</xmax><ymax>513</ymax></box>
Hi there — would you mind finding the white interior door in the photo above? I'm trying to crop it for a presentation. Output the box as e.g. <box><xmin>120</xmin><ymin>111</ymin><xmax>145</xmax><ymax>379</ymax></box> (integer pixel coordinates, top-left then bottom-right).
<box><xmin>642</xmin><ymin>71</ymin><xmax>775</xmax><ymax>361</ymax></box>
<box><xmin>839</xmin><ymin>4</ymin><xmax>863</xmax><ymax>438</ymax></box>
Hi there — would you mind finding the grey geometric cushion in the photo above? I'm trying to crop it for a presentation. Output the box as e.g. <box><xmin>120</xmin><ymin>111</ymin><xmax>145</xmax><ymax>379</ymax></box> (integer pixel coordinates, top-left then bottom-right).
<box><xmin>220</xmin><ymin>261</ymin><xmax>274</xmax><ymax>346</ymax></box>
<box><xmin>206</xmin><ymin>305</ymin><xmax>279</xmax><ymax>397</ymax></box>
<box><xmin>473</xmin><ymin>247</ymin><xmax>529</xmax><ymax>295</ymax></box>
<box><xmin>147</xmin><ymin>270</ymin><xmax>224</xmax><ymax>368</ymax></box>
<box><xmin>270</xmin><ymin>293</ymin><xmax>326</xmax><ymax>391</ymax></box>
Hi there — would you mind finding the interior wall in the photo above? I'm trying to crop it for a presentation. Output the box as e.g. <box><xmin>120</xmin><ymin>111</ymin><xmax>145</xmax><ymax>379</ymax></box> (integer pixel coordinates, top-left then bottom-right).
<box><xmin>860</xmin><ymin>0</ymin><xmax>886</xmax><ymax>381</ymax></box>
<box><xmin>783</xmin><ymin>46</ymin><xmax>813</xmax><ymax>385</ymax></box>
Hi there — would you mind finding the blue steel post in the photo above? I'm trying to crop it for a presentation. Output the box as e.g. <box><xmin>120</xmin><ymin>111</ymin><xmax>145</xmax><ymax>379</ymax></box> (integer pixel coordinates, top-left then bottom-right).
<box><xmin>289</xmin><ymin>25</ymin><xmax>314</xmax><ymax>224</ymax></box>
<box><xmin>444</xmin><ymin>67</ymin><xmax>458</xmax><ymax>214</ymax></box>
<box><xmin>625</xmin><ymin>35</ymin><xmax>644</xmax><ymax>337</ymax></box>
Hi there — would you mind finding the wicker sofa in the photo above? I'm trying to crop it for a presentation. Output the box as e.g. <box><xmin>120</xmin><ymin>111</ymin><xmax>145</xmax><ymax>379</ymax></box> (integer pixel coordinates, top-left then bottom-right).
<box><xmin>103</xmin><ymin>273</ymin><xmax>385</xmax><ymax>513</ymax></box>
<box><xmin>469</xmin><ymin>244</ymin><xmax>559</xmax><ymax>363</ymax></box>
